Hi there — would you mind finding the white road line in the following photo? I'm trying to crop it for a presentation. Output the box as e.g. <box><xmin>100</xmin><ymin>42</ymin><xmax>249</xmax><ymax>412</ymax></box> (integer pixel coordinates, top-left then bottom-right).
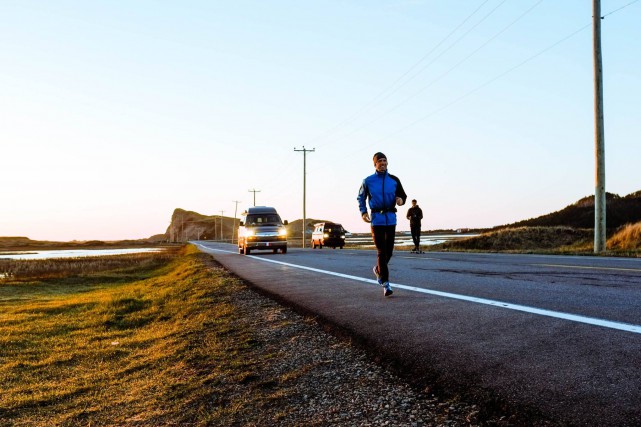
<box><xmin>197</xmin><ymin>244</ymin><xmax>641</xmax><ymax>335</ymax></box>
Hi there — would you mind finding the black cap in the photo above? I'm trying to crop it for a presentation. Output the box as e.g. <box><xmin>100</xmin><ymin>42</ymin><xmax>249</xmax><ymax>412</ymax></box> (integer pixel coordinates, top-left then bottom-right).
<box><xmin>373</xmin><ymin>152</ymin><xmax>387</xmax><ymax>163</ymax></box>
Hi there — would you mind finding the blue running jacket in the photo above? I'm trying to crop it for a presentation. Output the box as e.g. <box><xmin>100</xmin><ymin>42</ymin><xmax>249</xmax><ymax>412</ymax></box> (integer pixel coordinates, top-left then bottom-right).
<box><xmin>357</xmin><ymin>170</ymin><xmax>407</xmax><ymax>226</ymax></box>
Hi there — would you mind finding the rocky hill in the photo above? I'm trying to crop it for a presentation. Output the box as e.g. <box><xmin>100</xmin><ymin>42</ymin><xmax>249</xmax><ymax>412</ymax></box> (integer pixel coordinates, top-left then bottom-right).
<box><xmin>165</xmin><ymin>208</ymin><xmax>237</xmax><ymax>242</ymax></box>
<box><xmin>496</xmin><ymin>190</ymin><xmax>641</xmax><ymax>231</ymax></box>
<box><xmin>164</xmin><ymin>209</ymin><xmax>339</xmax><ymax>242</ymax></box>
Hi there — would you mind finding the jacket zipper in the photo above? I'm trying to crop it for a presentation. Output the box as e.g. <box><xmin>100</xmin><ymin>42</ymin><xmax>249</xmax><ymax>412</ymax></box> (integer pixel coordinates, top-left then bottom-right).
<box><xmin>382</xmin><ymin>172</ymin><xmax>388</xmax><ymax>226</ymax></box>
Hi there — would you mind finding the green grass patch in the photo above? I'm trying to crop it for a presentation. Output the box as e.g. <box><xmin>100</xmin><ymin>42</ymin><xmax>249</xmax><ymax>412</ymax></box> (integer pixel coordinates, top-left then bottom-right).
<box><xmin>0</xmin><ymin>245</ymin><xmax>285</xmax><ymax>425</ymax></box>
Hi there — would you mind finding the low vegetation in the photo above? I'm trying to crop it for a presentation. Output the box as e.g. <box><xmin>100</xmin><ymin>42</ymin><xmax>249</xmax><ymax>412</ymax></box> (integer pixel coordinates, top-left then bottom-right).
<box><xmin>0</xmin><ymin>246</ymin><xmax>279</xmax><ymax>425</ymax></box>
<box><xmin>418</xmin><ymin>190</ymin><xmax>641</xmax><ymax>255</ymax></box>
<box><xmin>607</xmin><ymin>222</ymin><xmax>641</xmax><ymax>251</ymax></box>
<box><xmin>434</xmin><ymin>226</ymin><xmax>593</xmax><ymax>253</ymax></box>
<box><xmin>433</xmin><ymin>225</ymin><xmax>641</xmax><ymax>256</ymax></box>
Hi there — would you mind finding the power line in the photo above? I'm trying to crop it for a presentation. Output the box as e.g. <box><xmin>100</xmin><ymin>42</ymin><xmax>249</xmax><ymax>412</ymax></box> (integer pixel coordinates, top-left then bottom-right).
<box><xmin>322</xmin><ymin>0</ymin><xmax>544</xmax><ymax>148</ymax></box>
<box><xmin>366</xmin><ymin>0</ymin><xmax>511</xmax><ymax>113</ymax></box>
<box><xmin>232</xmin><ymin>200</ymin><xmax>241</xmax><ymax>244</ymax></box>
<box><xmin>316</xmin><ymin>1</ymin><xmax>640</xmax><ymax>166</ymax></box>
<box><xmin>307</xmin><ymin>0</ymin><xmax>495</xmax><ymax>147</ymax></box>
<box><xmin>380</xmin><ymin>0</ymin><xmax>544</xmax><ymax>115</ymax></box>
<box><xmin>294</xmin><ymin>146</ymin><xmax>315</xmax><ymax>249</ymax></box>
<box><xmin>593</xmin><ymin>0</ymin><xmax>606</xmax><ymax>253</ymax></box>
<box><xmin>374</xmin><ymin>22</ymin><xmax>592</xmax><ymax>144</ymax></box>
<box><xmin>602</xmin><ymin>0</ymin><xmax>640</xmax><ymax>18</ymax></box>
<box><xmin>248</xmin><ymin>189</ymin><xmax>261</xmax><ymax>206</ymax></box>
<box><xmin>219</xmin><ymin>210</ymin><xmax>225</xmax><ymax>242</ymax></box>
<box><xmin>372</xmin><ymin>0</ymin><xmax>636</xmax><ymax>143</ymax></box>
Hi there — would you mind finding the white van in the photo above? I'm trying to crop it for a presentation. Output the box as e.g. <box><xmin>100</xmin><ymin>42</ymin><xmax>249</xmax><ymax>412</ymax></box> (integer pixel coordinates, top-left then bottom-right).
<box><xmin>237</xmin><ymin>206</ymin><xmax>288</xmax><ymax>255</ymax></box>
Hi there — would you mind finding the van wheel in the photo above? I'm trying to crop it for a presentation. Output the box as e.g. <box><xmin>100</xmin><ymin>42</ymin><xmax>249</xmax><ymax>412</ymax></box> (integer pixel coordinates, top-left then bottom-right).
<box><xmin>312</xmin><ymin>241</ymin><xmax>316</xmax><ymax>249</ymax></box>
<box><xmin>273</xmin><ymin>249</ymin><xmax>278</xmax><ymax>254</ymax></box>
<box><xmin>281</xmin><ymin>247</ymin><xmax>287</xmax><ymax>254</ymax></box>
<box><xmin>245</xmin><ymin>247</ymin><xmax>251</xmax><ymax>255</ymax></box>
<box><xmin>340</xmin><ymin>245</ymin><xmax>344</xmax><ymax>249</ymax></box>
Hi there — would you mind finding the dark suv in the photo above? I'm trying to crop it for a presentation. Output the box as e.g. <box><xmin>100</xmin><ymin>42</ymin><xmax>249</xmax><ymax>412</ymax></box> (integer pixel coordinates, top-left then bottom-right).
<box><xmin>238</xmin><ymin>206</ymin><xmax>288</xmax><ymax>255</ymax></box>
<box><xmin>311</xmin><ymin>222</ymin><xmax>346</xmax><ymax>249</ymax></box>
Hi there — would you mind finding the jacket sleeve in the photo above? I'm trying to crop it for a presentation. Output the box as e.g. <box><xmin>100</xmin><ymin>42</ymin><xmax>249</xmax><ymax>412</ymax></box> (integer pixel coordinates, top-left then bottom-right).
<box><xmin>357</xmin><ymin>179</ymin><xmax>369</xmax><ymax>214</ymax></box>
<box><xmin>390</xmin><ymin>175</ymin><xmax>407</xmax><ymax>205</ymax></box>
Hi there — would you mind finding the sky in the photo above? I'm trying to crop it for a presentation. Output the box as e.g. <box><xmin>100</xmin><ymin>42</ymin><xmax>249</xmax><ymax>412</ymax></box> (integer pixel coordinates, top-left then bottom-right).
<box><xmin>2</xmin><ymin>0</ymin><xmax>640</xmax><ymax>241</ymax></box>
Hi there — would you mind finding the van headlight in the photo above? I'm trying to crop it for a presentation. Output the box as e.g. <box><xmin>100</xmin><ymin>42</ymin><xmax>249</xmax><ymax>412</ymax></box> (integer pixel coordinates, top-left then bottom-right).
<box><xmin>245</xmin><ymin>229</ymin><xmax>255</xmax><ymax>237</ymax></box>
<box><xmin>323</xmin><ymin>233</ymin><xmax>329</xmax><ymax>238</ymax></box>
<box><xmin>279</xmin><ymin>228</ymin><xmax>287</xmax><ymax>236</ymax></box>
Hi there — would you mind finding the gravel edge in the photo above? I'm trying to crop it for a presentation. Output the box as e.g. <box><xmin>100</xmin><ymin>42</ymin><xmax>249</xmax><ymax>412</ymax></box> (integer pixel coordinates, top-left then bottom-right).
<box><xmin>212</xmin><ymin>258</ymin><xmax>531</xmax><ymax>426</ymax></box>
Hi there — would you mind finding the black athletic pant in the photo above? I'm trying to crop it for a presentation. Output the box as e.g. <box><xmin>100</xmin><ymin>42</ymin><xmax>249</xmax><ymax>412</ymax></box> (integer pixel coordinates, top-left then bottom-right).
<box><xmin>411</xmin><ymin>225</ymin><xmax>421</xmax><ymax>250</ymax></box>
<box><xmin>371</xmin><ymin>225</ymin><xmax>396</xmax><ymax>283</ymax></box>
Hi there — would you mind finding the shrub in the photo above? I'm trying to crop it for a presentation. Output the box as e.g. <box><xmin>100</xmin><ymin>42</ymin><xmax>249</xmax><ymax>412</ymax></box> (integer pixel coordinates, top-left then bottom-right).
<box><xmin>607</xmin><ymin>222</ymin><xmax>641</xmax><ymax>250</ymax></box>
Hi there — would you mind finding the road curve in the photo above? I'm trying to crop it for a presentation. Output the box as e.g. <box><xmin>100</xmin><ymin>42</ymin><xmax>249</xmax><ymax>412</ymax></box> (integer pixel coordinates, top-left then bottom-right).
<box><xmin>195</xmin><ymin>241</ymin><xmax>641</xmax><ymax>426</ymax></box>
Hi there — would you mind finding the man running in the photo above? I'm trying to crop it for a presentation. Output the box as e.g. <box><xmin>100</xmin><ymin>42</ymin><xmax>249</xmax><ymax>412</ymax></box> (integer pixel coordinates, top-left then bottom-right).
<box><xmin>406</xmin><ymin>199</ymin><xmax>423</xmax><ymax>253</ymax></box>
<box><xmin>357</xmin><ymin>152</ymin><xmax>407</xmax><ymax>296</ymax></box>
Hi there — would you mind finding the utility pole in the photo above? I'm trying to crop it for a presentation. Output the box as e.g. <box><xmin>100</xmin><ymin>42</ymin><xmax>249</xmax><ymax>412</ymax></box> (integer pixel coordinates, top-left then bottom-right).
<box><xmin>593</xmin><ymin>0</ymin><xmax>606</xmax><ymax>253</ymax></box>
<box><xmin>232</xmin><ymin>200</ymin><xmax>241</xmax><ymax>244</ymax></box>
<box><xmin>220</xmin><ymin>210</ymin><xmax>225</xmax><ymax>242</ymax></box>
<box><xmin>248</xmin><ymin>189</ymin><xmax>261</xmax><ymax>207</ymax></box>
<box><xmin>294</xmin><ymin>146</ymin><xmax>315</xmax><ymax>248</ymax></box>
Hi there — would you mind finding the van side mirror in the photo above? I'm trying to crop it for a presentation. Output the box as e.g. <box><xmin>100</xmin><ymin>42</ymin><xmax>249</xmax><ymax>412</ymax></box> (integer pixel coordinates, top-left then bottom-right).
<box><xmin>283</xmin><ymin>220</ymin><xmax>288</xmax><ymax>225</ymax></box>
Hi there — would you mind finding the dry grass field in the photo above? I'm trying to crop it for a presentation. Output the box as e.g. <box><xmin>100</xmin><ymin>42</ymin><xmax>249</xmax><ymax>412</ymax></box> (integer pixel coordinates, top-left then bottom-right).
<box><xmin>0</xmin><ymin>246</ymin><xmax>270</xmax><ymax>425</ymax></box>
<box><xmin>607</xmin><ymin>222</ymin><xmax>641</xmax><ymax>251</ymax></box>
<box><xmin>434</xmin><ymin>224</ymin><xmax>641</xmax><ymax>256</ymax></box>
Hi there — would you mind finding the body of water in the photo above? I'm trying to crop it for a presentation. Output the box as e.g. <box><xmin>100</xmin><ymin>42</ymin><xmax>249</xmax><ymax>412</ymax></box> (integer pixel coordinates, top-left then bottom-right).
<box><xmin>346</xmin><ymin>233</ymin><xmax>478</xmax><ymax>247</ymax></box>
<box><xmin>0</xmin><ymin>248</ymin><xmax>163</xmax><ymax>260</ymax></box>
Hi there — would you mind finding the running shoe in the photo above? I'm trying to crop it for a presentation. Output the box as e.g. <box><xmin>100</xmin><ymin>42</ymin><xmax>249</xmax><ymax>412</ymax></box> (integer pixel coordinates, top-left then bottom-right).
<box><xmin>373</xmin><ymin>266</ymin><xmax>383</xmax><ymax>286</ymax></box>
<box><xmin>383</xmin><ymin>282</ymin><xmax>393</xmax><ymax>297</ymax></box>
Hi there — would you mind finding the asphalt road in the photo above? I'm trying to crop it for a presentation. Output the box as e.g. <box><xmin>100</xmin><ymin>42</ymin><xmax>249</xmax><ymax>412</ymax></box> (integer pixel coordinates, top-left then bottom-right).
<box><xmin>194</xmin><ymin>241</ymin><xmax>641</xmax><ymax>426</ymax></box>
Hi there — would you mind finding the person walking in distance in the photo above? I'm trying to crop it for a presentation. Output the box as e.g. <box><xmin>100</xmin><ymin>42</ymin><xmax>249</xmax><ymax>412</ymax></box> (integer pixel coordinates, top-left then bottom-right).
<box><xmin>406</xmin><ymin>199</ymin><xmax>423</xmax><ymax>253</ymax></box>
<box><xmin>357</xmin><ymin>152</ymin><xmax>407</xmax><ymax>296</ymax></box>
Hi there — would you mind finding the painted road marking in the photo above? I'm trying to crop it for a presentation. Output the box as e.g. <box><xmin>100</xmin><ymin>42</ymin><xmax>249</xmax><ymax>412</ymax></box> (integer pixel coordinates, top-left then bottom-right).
<box><xmin>196</xmin><ymin>244</ymin><xmax>641</xmax><ymax>335</ymax></box>
<box><xmin>532</xmin><ymin>263</ymin><xmax>641</xmax><ymax>273</ymax></box>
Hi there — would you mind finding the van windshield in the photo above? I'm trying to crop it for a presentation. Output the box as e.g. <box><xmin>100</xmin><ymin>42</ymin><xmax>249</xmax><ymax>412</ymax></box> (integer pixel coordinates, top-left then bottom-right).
<box><xmin>246</xmin><ymin>214</ymin><xmax>282</xmax><ymax>226</ymax></box>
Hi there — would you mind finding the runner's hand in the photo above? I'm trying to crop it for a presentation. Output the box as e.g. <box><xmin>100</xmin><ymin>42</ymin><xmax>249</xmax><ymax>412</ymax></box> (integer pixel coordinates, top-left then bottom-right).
<box><xmin>396</xmin><ymin>197</ymin><xmax>404</xmax><ymax>206</ymax></box>
<box><xmin>361</xmin><ymin>212</ymin><xmax>371</xmax><ymax>223</ymax></box>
